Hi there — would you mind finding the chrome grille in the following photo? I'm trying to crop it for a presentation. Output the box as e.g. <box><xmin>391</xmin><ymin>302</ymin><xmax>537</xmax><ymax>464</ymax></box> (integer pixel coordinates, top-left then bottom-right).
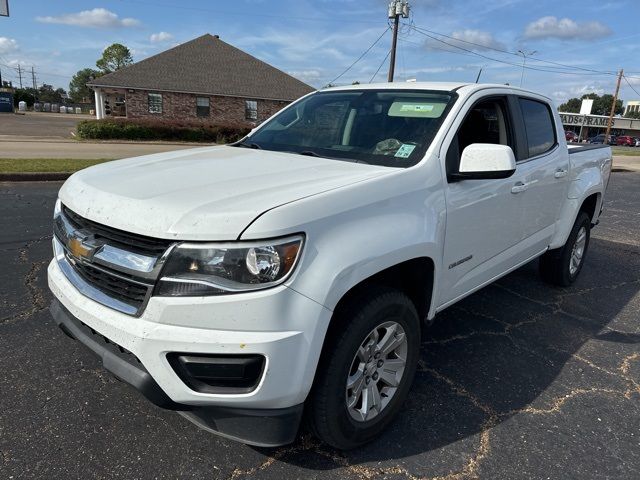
<box><xmin>72</xmin><ymin>261</ymin><xmax>150</xmax><ymax>306</ymax></box>
<box><xmin>53</xmin><ymin>205</ymin><xmax>174</xmax><ymax>316</ymax></box>
<box><xmin>62</xmin><ymin>205</ymin><xmax>171</xmax><ymax>256</ymax></box>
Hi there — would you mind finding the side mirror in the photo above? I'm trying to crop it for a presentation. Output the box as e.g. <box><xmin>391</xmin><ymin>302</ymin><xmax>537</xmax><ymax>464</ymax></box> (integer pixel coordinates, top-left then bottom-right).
<box><xmin>449</xmin><ymin>144</ymin><xmax>516</xmax><ymax>181</ymax></box>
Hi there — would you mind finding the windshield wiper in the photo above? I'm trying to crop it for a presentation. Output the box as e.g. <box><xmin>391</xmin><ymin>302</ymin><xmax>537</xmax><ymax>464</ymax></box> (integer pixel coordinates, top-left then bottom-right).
<box><xmin>236</xmin><ymin>141</ymin><xmax>262</xmax><ymax>149</ymax></box>
<box><xmin>297</xmin><ymin>150</ymin><xmax>359</xmax><ymax>163</ymax></box>
<box><xmin>299</xmin><ymin>150</ymin><xmax>321</xmax><ymax>157</ymax></box>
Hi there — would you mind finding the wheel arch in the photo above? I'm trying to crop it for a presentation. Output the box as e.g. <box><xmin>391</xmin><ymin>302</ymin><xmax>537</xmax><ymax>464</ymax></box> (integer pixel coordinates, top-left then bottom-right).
<box><xmin>579</xmin><ymin>192</ymin><xmax>601</xmax><ymax>224</ymax></box>
<box><xmin>326</xmin><ymin>257</ymin><xmax>435</xmax><ymax>340</ymax></box>
<box><xmin>549</xmin><ymin>188</ymin><xmax>603</xmax><ymax>250</ymax></box>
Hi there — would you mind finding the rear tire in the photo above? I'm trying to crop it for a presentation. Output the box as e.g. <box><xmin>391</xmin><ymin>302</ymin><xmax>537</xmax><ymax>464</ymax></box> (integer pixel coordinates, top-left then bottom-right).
<box><xmin>539</xmin><ymin>212</ymin><xmax>591</xmax><ymax>286</ymax></box>
<box><xmin>307</xmin><ymin>287</ymin><xmax>420</xmax><ymax>450</ymax></box>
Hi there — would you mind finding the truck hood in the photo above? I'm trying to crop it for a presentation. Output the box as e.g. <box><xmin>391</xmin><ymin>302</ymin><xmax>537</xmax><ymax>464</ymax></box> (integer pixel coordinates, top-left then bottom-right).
<box><xmin>59</xmin><ymin>146</ymin><xmax>391</xmax><ymax>240</ymax></box>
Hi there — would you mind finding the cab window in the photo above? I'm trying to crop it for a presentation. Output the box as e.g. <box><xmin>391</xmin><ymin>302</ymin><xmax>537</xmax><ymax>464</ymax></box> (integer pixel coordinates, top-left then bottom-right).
<box><xmin>446</xmin><ymin>98</ymin><xmax>513</xmax><ymax>176</ymax></box>
<box><xmin>519</xmin><ymin>98</ymin><xmax>556</xmax><ymax>158</ymax></box>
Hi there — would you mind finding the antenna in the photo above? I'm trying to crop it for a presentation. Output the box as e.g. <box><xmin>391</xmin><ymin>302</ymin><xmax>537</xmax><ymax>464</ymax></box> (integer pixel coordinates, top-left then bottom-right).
<box><xmin>475</xmin><ymin>67</ymin><xmax>483</xmax><ymax>83</ymax></box>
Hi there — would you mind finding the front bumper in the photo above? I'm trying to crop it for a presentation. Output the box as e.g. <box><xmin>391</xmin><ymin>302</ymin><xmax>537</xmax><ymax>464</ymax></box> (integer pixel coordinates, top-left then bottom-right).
<box><xmin>47</xmin><ymin>258</ymin><xmax>332</xmax><ymax>446</ymax></box>
<box><xmin>50</xmin><ymin>299</ymin><xmax>303</xmax><ymax>446</ymax></box>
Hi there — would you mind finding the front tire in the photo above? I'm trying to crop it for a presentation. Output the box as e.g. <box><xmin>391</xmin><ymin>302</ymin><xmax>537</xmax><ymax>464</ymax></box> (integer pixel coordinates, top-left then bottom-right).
<box><xmin>307</xmin><ymin>288</ymin><xmax>420</xmax><ymax>449</ymax></box>
<box><xmin>539</xmin><ymin>211</ymin><xmax>591</xmax><ymax>286</ymax></box>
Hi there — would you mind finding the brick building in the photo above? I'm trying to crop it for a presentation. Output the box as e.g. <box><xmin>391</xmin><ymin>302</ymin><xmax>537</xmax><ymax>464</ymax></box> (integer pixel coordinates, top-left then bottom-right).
<box><xmin>87</xmin><ymin>34</ymin><xmax>314</xmax><ymax>125</ymax></box>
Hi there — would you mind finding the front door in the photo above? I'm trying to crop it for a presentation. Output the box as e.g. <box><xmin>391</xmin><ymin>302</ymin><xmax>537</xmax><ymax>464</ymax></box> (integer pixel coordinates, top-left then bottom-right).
<box><xmin>438</xmin><ymin>96</ymin><xmax>530</xmax><ymax>308</ymax></box>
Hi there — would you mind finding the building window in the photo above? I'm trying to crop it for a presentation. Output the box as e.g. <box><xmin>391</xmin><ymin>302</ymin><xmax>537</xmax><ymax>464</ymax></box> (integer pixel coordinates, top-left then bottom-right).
<box><xmin>245</xmin><ymin>100</ymin><xmax>258</xmax><ymax>121</ymax></box>
<box><xmin>196</xmin><ymin>97</ymin><xmax>210</xmax><ymax>117</ymax></box>
<box><xmin>148</xmin><ymin>93</ymin><xmax>162</xmax><ymax>114</ymax></box>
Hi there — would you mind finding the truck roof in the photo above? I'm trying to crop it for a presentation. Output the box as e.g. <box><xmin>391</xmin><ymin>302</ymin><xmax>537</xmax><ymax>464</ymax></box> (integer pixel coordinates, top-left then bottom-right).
<box><xmin>322</xmin><ymin>82</ymin><xmax>553</xmax><ymax>102</ymax></box>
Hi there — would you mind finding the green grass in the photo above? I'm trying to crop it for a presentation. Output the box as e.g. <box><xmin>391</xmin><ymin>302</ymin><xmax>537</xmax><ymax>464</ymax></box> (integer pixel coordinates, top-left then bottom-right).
<box><xmin>612</xmin><ymin>147</ymin><xmax>640</xmax><ymax>156</ymax></box>
<box><xmin>0</xmin><ymin>158</ymin><xmax>114</xmax><ymax>173</ymax></box>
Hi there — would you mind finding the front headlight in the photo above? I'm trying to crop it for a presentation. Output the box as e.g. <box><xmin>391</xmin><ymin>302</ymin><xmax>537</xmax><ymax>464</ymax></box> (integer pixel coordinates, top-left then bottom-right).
<box><xmin>155</xmin><ymin>235</ymin><xmax>304</xmax><ymax>296</ymax></box>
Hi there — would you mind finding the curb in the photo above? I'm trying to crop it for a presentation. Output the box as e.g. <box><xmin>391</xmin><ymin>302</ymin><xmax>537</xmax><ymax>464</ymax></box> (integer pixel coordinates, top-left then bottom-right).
<box><xmin>0</xmin><ymin>172</ymin><xmax>72</xmax><ymax>182</ymax></box>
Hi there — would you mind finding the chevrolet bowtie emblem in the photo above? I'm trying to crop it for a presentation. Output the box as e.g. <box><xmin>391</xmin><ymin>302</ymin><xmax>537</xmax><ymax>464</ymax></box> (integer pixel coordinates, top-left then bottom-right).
<box><xmin>67</xmin><ymin>231</ymin><xmax>99</xmax><ymax>261</ymax></box>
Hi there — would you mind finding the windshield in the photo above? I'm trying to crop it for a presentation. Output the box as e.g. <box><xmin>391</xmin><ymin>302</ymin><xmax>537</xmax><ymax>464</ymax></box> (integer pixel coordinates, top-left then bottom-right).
<box><xmin>238</xmin><ymin>89</ymin><xmax>457</xmax><ymax>167</ymax></box>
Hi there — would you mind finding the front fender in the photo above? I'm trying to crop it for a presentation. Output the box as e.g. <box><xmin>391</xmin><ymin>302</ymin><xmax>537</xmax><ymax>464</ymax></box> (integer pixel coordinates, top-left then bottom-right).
<box><xmin>241</xmin><ymin>163</ymin><xmax>445</xmax><ymax>313</ymax></box>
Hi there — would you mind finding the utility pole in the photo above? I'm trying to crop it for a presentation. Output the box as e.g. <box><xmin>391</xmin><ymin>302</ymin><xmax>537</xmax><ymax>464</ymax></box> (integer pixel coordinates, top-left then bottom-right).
<box><xmin>387</xmin><ymin>0</ymin><xmax>409</xmax><ymax>82</ymax></box>
<box><xmin>31</xmin><ymin>65</ymin><xmax>37</xmax><ymax>104</ymax></box>
<box><xmin>604</xmin><ymin>68</ymin><xmax>623</xmax><ymax>145</ymax></box>
<box><xmin>16</xmin><ymin>64</ymin><xmax>22</xmax><ymax>89</ymax></box>
<box><xmin>518</xmin><ymin>50</ymin><xmax>537</xmax><ymax>87</ymax></box>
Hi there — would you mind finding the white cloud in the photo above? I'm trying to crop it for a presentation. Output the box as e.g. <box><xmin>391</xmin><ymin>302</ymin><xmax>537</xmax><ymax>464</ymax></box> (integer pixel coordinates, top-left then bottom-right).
<box><xmin>424</xmin><ymin>29</ymin><xmax>505</xmax><ymax>53</ymax></box>
<box><xmin>0</xmin><ymin>37</ymin><xmax>18</xmax><ymax>55</ymax></box>
<box><xmin>524</xmin><ymin>16</ymin><xmax>611</xmax><ymax>41</ymax></box>
<box><xmin>287</xmin><ymin>69</ymin><xmax>323</xmax><ymax>84</ymax></box>
<box><xmin>450</xmin><ymin>30</ymin><xmax>505</xmax><ymax>51</ymax></box>
<box><xmin>551</xmin><ymin>83</ymin><xmax>606</xmax><ymax>104</ymax></box>
<box><xmin>150</xmin><ymin>32</ymin><xmax>174</xmax><ymax>43</ymax></box>
<box><xmin>36</xmin><ymin>8</ymin><xmax>140</xmax><ymax>29</ymax></box>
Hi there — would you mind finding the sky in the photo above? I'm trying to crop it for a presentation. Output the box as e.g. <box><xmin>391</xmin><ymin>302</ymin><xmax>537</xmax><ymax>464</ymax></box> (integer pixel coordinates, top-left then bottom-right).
<box><xmin>1</xmin><ymin>0</ymin><xmax>639</xmax><ymax>106</ymax></box>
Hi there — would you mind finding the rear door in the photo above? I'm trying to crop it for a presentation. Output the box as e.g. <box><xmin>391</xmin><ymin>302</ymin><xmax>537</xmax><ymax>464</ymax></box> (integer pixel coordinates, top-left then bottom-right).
<box><xmin>511</xmin><ymin>96</ymin><xmax>569</xmax><ymax>252</ymax></box>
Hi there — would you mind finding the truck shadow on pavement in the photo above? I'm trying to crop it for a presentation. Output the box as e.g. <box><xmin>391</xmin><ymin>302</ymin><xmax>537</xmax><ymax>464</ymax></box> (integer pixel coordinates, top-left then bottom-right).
<box><xmin>258</xmin><ymin>236</ymin><xmax>640</xmax><ymax>477</ymax></box>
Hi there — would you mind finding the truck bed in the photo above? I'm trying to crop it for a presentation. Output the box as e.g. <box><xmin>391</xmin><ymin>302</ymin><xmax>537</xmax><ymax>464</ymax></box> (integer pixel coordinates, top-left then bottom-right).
<box><xmin>567</xmin><ymin>144</ymin><xmax>611</xmax><ymax>154</ymax></box>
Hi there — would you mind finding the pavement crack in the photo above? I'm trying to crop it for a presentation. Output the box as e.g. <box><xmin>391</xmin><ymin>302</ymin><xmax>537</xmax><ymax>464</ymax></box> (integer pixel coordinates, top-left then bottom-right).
<box><xmin>546</xmin><ymin>346</ymin><xmax>640</xmax><ymax>397</ymax></box>
<box><xmin>418</xmin><ymin>362</ymin><xmax>498</xmax><ymax>480</ymax></box>
<box><xmin>503</xmin><ymin>387</ymin><xmax>626</xmax><ymax>416</ymax></box>
<box><xmin>227</xmin><ymin>436</ymin><xmax>320</xmax><ymax>480</ymax></box>
<box><xmin>619</xmin><ymin>352</ymin><xmax>640</xmax><ymax>376</ymax></box>
<box><xmin>18</xmin><ymin>234</ymin><xmax>52</xmax><ymax>264</ymax></box>
<box><xmin>422</xmin><ymin>310</ymin><xmax>544</xmax><ymax>347</ymax></box>
<box><xmin>0</xmin><ymin>260</ymin><xmax>49</xmax><ymax>325</ymax></box>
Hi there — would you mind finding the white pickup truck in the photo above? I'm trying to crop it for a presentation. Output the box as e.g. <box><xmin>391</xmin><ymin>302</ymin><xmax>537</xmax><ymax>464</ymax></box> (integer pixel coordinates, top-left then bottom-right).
<box><xmin>48</xmin><ymin>82</ymin><xmax>612</xmax><ymax>449</ymax></box>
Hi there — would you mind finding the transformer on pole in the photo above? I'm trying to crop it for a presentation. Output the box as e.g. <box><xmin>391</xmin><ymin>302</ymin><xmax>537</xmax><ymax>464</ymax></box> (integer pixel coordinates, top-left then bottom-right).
<box><xmin>387</xmin><ymin>0</ymin><xmax>410</xmax><ymax>82</ymax></box>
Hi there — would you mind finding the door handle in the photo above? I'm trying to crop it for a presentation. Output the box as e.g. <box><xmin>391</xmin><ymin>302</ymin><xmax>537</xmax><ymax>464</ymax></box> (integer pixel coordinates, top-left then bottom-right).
<box><xmin>511</xmin><ymin>182</ymin><xmax>528</xmax><ymax>194</ymax></box>
<box><xmin>554</xmin><ymin>169</ymin><xmax>568</xmax><ymax>178</ymax></box>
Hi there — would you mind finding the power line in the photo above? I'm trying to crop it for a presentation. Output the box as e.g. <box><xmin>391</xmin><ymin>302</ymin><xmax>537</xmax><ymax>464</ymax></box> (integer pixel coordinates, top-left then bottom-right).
<box><xmin>326</xmin><ymin>27</ymin><xmax>390</xmax><ymax>86</ymax></box>
<box><xmin>407</xmin><ymin>23</ymin><xmax>617</xmax><ymax>76</ymax></box>
<box><xmin>623</xmin><ymin>75</ymin><xmax>640</xmax><ymax>99</ymax></box>
<box><xmin>370</xmin><ymin>49</ymin><xmax>392</xmax><ymax>83</ymax></box>
<box><xmin>408</xmin><ymin>25</ymin><xmax>615</xmax><ymax>77</ymax></box>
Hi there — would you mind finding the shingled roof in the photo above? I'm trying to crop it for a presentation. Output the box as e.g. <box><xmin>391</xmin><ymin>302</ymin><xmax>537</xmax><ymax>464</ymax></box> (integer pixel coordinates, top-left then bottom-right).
<box><xmin>87</xmin><ymin>34</ymin><xmax>314</xmax><ymax>101</ymax></box>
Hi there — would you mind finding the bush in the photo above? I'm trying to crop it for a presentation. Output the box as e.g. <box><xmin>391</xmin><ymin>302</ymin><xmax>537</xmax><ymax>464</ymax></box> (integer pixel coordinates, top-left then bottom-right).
<box><xmin>76</xmin><ymin>118</ymin><xmax>251</xmax><ymax>143</ymax></box>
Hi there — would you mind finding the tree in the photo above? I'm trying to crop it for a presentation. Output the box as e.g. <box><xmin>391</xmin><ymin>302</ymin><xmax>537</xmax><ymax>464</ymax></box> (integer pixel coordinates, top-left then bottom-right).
<box><xmin>96</xmin><ymin>43</ymin><xmax>133</xmax><ymax>73</ymax></box>
<box><xmin>625</xmin><ymin>110</ymin><xmax>640</xmax><ymax>119</ymax></box>
<box><xmin>588</xmin><ymin>93</ymin><xmax>623</xmax><ymax>116</ymax></box>
<box><xmin>13</xmin><ymin>88</ymin><xmax>37</xmax><ymax>107</ymax></box>
<box><xmin>558</xmin><ymin>97</ymin><xmax>581</xmax><ymax>113</ymax></box>
<box><xmin>69</xmin><ymin>68</ymin><xmax>101</xmax><ymax>103</ymax></box>
<box><xmin>37</xmin><ymin>84</ymin><xmax>66</xmax><ymax>104</ymax></box>
<box><xmin>558</xmin><ymin>93</ymin><xmax>623</xmax><ymax>116</ymax></box>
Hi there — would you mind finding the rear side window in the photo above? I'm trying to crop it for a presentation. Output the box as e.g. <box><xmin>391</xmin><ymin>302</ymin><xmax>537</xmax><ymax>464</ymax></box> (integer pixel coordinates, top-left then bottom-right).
<box><xmin>519</xmin><ymin>98</ymin><xmax>556</xmax><ymax>158</ymax></box>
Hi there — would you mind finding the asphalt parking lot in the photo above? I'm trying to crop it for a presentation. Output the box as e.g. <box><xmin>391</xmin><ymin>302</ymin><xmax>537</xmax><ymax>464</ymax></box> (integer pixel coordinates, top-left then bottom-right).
<box><xmin>1</xmin><ymin>173</ymin><xmax>639</xmax><ymax>479</ymax></box>
<box><xmin>0</xmin><ymin>113</ymin><xmax>206</xmax><ymax>160</ymax></box>
<box><xmin>0</xmin><ymin>112</ymin><xmax>85</xmax><ymax>138</ymax></box>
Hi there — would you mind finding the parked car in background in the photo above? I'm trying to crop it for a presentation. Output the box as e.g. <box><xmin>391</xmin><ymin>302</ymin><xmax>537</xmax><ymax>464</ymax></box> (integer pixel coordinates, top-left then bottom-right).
<box><xmin>634</xmin><ymin>137</ymin><xmax>640</xmax><ymax>147</ymax></box>
<box><xmin>565</xmin><ymin>130</ymin><xmax>579</xmax><ymax>142</ymax></box>
<box><xmin>616</xmin><ymin>135</ymin><xmax>636</xmax><ymax>146</ymax></box>
<box><xmin>589</xmin><ymin>134</ymin><xmax>617</xmax><ymax>145</ymax></box>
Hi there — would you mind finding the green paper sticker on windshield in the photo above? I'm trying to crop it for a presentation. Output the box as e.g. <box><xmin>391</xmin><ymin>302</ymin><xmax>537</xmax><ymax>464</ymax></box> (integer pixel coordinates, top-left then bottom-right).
<box><xmin>395</xmin><ymin>144</ymin><xmax>416</xmax><ymax>158</ymax></box>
